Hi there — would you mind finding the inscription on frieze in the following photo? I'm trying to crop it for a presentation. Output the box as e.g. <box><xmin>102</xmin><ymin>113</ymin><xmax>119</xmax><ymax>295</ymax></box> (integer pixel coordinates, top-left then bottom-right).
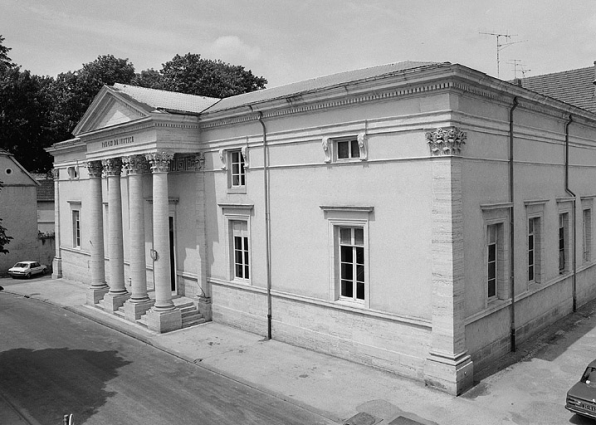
<box><xmin>101</xmin><ymin>136</ymin><xmax>135</xmax><ymax>149</ymax></box>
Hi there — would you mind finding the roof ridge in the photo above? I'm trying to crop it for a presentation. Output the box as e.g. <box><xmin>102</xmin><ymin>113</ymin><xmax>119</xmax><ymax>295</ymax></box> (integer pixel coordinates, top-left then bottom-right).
<box><xmin>114</xmin><ymin>83</ymin><xmax>220</xmax><ymax>101</ymax></box>
<box><xmin>522</xmin><ymin>66</ymin><xmax>594</xmax><ymax>81</ymax></box>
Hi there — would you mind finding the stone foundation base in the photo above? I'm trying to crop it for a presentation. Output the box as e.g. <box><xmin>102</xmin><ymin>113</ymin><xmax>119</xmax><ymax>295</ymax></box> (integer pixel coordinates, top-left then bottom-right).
<box><xmin>424</xmin><ymin>351</ymin><xmax>474</xmax><ymax>395</ymax></box>
<box><xmin>146</xmin><ymin>308</ymin><xmax>182</xmax><ymax>333</ymax></box>
<box><xmin>86</xmin><ymin>286</ymin><xmax>109</xmax><ymax>305</ymax></box>
<box><xmin>52</xmin><ymin>257</ymin><xmax>62</xmax><ymax>279</ymax></box>
<box><xmin>102</xmin><ymin>292</ymin><xmax>131</xmax><ymax>312</ymax></box>
<box><xmin>198</xmin><ymin>296</ymin><xmax>212</xmax><ymax>321</ymax></box>
<box><xmin>124</xmin><ymin>299</ymin><xmax>154</xmax><ymax>321</ymax></box>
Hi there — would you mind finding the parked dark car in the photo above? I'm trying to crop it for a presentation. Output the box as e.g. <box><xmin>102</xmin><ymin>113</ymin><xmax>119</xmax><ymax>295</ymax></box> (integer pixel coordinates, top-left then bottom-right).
<box><xmin>7</xmin><ymin>261</ymin><xmax>47</xmax><ymax>279</ymax></box>
<box><xmin>566</xmin><ymin>360</ymin><xmax>596</xmax><ymax>420</ymax></box>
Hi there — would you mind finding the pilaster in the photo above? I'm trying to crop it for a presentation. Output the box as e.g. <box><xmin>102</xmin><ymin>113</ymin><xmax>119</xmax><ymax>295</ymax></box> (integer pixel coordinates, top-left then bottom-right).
<box><xmin>51</xmin><ymin>168</ymin><xmax>62</xmax><ymax>279</ymax></box>
<box><xmin>194</xmin><ymin>152</ymin><xmax>212</xmax><ymax>320</ymax></box>
<box><xmin>424</xmin><ymin>126</ymin><xmax>473</xmax><ymax>395</ymax></box>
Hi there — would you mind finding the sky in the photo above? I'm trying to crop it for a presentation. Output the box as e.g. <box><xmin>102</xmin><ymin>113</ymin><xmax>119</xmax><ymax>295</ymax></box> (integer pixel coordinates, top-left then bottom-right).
<box><xmin>1</xmin><ymin>0</ymin><xmax>595</xmax><ymax>89</ymax></box>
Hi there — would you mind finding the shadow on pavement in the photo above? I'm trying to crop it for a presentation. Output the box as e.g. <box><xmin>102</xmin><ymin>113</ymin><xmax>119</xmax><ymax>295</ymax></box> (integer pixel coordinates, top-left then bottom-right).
<box><xmin>468</xmin><ymin>298</ymin><xmax>596</xmax><ymax>392</ymax></box>
<box><xmin>0</xmin><ymin>347</ymin><xmax>131</xmax><ymax>424</ymax></box>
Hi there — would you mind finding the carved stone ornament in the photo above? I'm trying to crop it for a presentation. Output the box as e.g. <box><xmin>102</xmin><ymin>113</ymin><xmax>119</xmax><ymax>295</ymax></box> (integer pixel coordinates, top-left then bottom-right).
<box><xmin>241</xmin><ymin>146</ymin><xmax>249</xmax><ymax>169</ymax></box>
<box><xmin>145</xmin><ymin>152</ymin><xmax>174</xmax><ymax>173</ymax></box>
<box><xmin>322</xmin><ymin>137</ymin><xmax>331</xmax><ymax>163</ymax></box>
<box><xmin>101</xmin><ymin>158</ymin><xmax>123</xmax><ymax>176</ymax></box>
<box><xmin>219</xmin><ymin>148</ymin><xmax>227</xmax><ymax>170</ymax></box>
<box><xmin>357</xmin><ymin>132</ymin><xmax>368</xmax><ymax>161</ymax></box>
<box><xmin>86</xmin><ymin>160</ymin><xmax>103</xmax><ymax>178</ymax></box>
<box><xmin>51</xmin><ymin>168</ymin><xmax>60</xmax><ymax>181</ymax></box>
<box><xmin>426</xmin><ymin>126</ymin><xmax>467</xmax><ymax>157</ymax></box>
<box><xmin>192</xmin><ymin>152</ymin><xmax>205</xmax><ymax>171</ymax></box>
<box><xmin>122</xmin><ymin>155</ymin><xmax>147</xmax><ymax>175</ymax></box>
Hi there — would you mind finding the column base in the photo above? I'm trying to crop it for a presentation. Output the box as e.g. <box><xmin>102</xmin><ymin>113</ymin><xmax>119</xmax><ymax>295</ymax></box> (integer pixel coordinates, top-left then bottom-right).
<box><xmin>102</xmin><ymin>292</ymin><xmax>131</xmax><ymax>313</ymax></box>
<box><xmin>124</xmin><ymin>299</ymin><xmax>155</xmax><ymax>321</ymax></box>
<box><xmin>424</xmin><ymin>351</ymin><xmax>474</xmax><ymax>395</ymax></box>
<box><xmin>52</xmin><ymin>257</ymin><xmax>62</xmax><ymax>279</ymax></box>
<box><xmin>198</xmin><ymin>296</ymin><xmax>212</xmax><ymax>321</ymax></box>
<box><xmin>86</xmin><ymin>285</ymin><xmax>109</xmax><ymax>305</ymax></box>
<box><xmin>146</xmin><ymin>308</ymin><xmax>182</xmax><ymax>333</ymax></box>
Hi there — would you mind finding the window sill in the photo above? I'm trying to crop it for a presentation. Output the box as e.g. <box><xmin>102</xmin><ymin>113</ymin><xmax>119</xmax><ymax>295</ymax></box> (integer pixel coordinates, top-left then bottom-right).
<box><xmin>227</xmin><ymin>187</ymin><xmax>247</xmax><ymax>194</ymax></box>
<box><xmin>335</xmin><ymin>298</ymin><xmax>367</xmax><ymax>309</ymax></box>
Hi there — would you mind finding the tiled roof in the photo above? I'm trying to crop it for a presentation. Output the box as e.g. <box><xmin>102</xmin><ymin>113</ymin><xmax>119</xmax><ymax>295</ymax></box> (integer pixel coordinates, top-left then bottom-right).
<box><xmin>32</xmin><ymin>173</ymin><xmax>54</xmax><ymax>201</ymax></box>
<box><xmin>111</xmin><ymin>84</ymin><xmax>221</xmax><ymax>114</ymax></box>
<box><xmin>205</xmin><ymin>61</ymin><xmax>442</xmax><ymax>113</ymax></box>
<box><xmin>518</xmin><ymin>66</ymin><xmax>596</xmax><ymax>113</ymax></box>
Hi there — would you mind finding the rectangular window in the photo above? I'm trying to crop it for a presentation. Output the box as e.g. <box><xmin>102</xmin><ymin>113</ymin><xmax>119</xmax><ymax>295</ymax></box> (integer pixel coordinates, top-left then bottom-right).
<box><xmin>72</xmin><ymin>210</ymin><xmax>80</xmax><ymax>248</ymax></box>
<box><xmin>584</xmin><ymin>209</ymin><xmax>592</xmax><ymax>263</ymax></box>
<box><xmin>528</xmin><ymin>217</ymin><xmax>541</xmax><ymax>283</ymax></box>
<box><xmin>487</xmin><ymin>224</ymin><xmax>499</xmax><ymax>299</ymax></box>
<box><xmin>231</xmin><ymin>220</ymin><xmax>249</xmax><ymax>280</ymax></box>
<box><xmin>229</xmin><ymin>150</ymin><xmax>245</xmax><ymax>188</ymax></box>
<box><xmin>336</xmin><ymin>138</ymin><xmax>360</xmax><ymax>160</ymax></box>
<box><xmin>559</xmin><ymin>213</ymin><xmax>569</xmax><ymax>274</ymax></box>
<box><xmin>339</xmin><ymin>227</ymin><xmax>365</xmax><ymax>301</ymax></box>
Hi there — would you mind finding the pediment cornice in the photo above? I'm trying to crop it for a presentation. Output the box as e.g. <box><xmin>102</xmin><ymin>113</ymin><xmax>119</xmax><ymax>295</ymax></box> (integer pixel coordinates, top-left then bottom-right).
<box><xmin>73</xmin><ymin>86</ymin><xmax>151</xmax><ymax>136</ymax></box>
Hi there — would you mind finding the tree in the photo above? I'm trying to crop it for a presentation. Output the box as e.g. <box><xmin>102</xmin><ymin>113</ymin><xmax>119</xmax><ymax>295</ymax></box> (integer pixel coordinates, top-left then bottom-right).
<box><xmin>49</xmin><ymin>55</ymin><xmax>136</xmax><ymax>141</ymax></box>
<box><xmin>133</xmin><ymin>53</ymin><xmax>267</xmax><ymax>98</ymax></box>
<box><xmin>0</xmin><ymin>66</ymin><xmax>55</xmax><ymax>171</ymax></box>
<box><xmin>0</xmin><ymin>181</ymin><xmax>12</xmax><ymax>254</ymax></box>
<box><xmin>0</xmin><ymin>35</ymin><xmax>15</xmax><ymax>72</ymax></box>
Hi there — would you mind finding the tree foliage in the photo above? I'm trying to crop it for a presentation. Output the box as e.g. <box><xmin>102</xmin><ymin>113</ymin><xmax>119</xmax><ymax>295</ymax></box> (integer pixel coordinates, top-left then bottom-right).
<box><xmin>49</xmin><ymin>55</ymin><xmax>136</xmax><ymax>143</ymax></box>
<box><xmin>0</xmin><ymin>35</ymin><xmax>14</xmax><ymax>72</ymax></box>
<box><xmin>133</xmin><ymin>53</ymin><xmax>267</xmax><ymax>98</ymax></box>
<box><xmin>0</xmin><ymin>36</ymin><xmax>268</xmax><ymax>173</ymax></box>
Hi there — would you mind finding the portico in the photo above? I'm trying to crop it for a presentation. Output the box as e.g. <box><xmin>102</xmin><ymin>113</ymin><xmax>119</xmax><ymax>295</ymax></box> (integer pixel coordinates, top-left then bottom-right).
<box><xmin>51</xmin><ymin>83</ymin><xmax>221</xmax><ymax>333</ymax></box>
<box><xmin>82</xmin><ymin>151</ymin><xmax>181</xmax><ymax>332</ymax></box>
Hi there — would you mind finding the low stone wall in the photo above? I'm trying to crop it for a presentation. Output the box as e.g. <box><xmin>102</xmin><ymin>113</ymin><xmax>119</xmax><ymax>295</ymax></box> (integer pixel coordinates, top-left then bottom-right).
<box><xmin>211</xmin><ymin>281</ymin><xmax>432</xmax><ymax>381</ymax></box>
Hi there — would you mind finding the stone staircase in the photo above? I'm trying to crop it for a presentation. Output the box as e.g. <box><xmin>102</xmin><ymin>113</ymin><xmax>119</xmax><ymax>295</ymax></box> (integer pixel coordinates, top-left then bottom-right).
<box><xmin>98</xmin><ymin>296</ymin><xmax>206</xmax><ymax>331</ymax></box>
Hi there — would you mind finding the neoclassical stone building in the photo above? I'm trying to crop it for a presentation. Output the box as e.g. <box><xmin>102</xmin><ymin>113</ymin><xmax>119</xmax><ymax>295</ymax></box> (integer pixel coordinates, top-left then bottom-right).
<box><xmin>47</xmin><ymin>61</ymin><xmax>596</xmax><ymax>395</ymax></box>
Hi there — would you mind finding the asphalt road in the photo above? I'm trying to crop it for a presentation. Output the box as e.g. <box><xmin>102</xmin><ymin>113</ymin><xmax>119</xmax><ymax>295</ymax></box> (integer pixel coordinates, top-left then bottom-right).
<box><xmin>0</xmin><ymin>291</ymin><xmax>331</xmax><ymax>425</ymax></box>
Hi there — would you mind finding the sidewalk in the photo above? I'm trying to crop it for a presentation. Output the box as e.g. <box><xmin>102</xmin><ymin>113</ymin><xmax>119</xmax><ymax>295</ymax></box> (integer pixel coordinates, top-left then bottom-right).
<box><xmin>0</xmin><ymin>276</ymin><xmax>585</xmax><ymax>425</ymax></box>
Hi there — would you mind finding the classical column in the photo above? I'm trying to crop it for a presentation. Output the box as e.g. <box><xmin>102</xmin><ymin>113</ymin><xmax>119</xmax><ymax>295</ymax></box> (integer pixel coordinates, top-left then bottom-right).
<box><xmin>101</xmin><ymin>157</ymin><xmax>130</xmax><ymax>311</ymax></box>
<box><xmin>51</xmin><ymin>168</ymin><xmax>62</xmax><ymax>279</ymax></box>
<box><xmin>145</xmin><ymin>152</ymin><xmax>181</xmax><ymax>333</ymax></box>
<box><xmin>194</xmin><ymin>152</ymin><xmax>211</xmax><ymax>320</ymax></box>
<box><xmin>86</xmin><ymin>161</ymin><xmax>109</xmax><ymax>304</ymax></box>
<box><xmin>122</xmin><ymin>155</ymin><xmax>154</xmax><ymax>321</ymax></box>
<box><xmin>424</xmin><ymin>126</ymin><xmax>473</xmax><ymax>395</ymax></box>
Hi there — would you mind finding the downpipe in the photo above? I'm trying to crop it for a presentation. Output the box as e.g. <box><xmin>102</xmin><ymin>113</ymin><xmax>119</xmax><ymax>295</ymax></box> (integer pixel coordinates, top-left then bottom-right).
<box><xmin>258</xmin><ymin>112</ymin><xmax>273</xmax><ymax>339</ymax></box>
<box><xmin>509</xmin><ymin>97</ymin><xmax>518</xmax><ymax>352</ymax></box>
<box><xmin>565</xmin><ymin>115</ymin><xmax>577</xmax><ymax>312</ymax></box>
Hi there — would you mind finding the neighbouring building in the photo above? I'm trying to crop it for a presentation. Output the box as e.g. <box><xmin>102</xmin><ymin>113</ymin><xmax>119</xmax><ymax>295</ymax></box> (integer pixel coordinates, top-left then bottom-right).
<box><xmin>32</xmin><ymin>172</ymin><xmax>56</xmax><ymax>235</ymax></box>
<box><xmin>0</xmin><ymin>149</ymin><xmax>40</xmax><ymax>273</ymax></box>
<box><xmin>47</xmin><ymin>61</ymin><xmax>596</xmax><ymax>395</ymax></box>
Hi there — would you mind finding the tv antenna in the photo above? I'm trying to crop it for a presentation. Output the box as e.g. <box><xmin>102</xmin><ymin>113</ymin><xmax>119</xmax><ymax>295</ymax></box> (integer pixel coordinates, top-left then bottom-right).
<box><xmin>508</xmin><ymin>59</ymin><xmax>531</xmax><ymax>79</ymax></box>
<box><xmin>480</xmin><ymin>32</ymin><xmax>524</xmax><ymax>78</ymax></box>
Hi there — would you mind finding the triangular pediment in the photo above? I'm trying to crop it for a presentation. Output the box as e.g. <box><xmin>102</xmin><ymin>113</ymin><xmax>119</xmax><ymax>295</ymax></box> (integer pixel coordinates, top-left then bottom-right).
<box><xmin>73</xmin><ymin>86</ymin><xmax>152</xmax><ymax>136</ymax></box>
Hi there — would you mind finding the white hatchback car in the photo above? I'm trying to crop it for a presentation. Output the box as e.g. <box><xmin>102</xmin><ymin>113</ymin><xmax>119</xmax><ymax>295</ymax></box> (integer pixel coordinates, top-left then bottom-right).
<box><xmin>8</xmin><ymin>261</ymin><xmax>47</xmax><ymax>279</ymax></box>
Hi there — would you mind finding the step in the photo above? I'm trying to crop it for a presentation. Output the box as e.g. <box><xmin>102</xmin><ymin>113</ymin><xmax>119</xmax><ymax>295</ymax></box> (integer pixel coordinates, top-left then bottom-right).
<box><xmin>182</xmin><ymin>317</ymin><xmax>207</xmax><ymax>328</ymax></box>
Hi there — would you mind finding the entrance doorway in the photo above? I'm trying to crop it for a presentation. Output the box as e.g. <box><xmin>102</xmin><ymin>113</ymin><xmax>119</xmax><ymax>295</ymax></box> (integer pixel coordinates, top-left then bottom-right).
<box><xmin>169</xmin><ymin>216</ymin><xmax>176</xmax><ymax>294</ymax></box>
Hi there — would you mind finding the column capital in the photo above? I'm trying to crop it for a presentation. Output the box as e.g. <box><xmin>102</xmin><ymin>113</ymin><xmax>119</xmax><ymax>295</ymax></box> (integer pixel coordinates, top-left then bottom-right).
<box><xmin>101</xmin><ymin>158</ymin><xmax>123</xmax><ymax>176</ymax></box>
<box><xmin>146</xmin><ymin>152</ymin><xmax>174</xmax><ymax>173</ymax></box>
<box><xmin>86</xmin><ymin>161</ymin><xmax>104</xmax><ymax>178</ymax></box>
<box><xmin>426</xmin><ymin>126</ymin><xmax>466</xmax><ymax>157</ymax></box>
<box><xmin>122</xmin><ymin>155</ymin><xmax>148</xmax><ymax>175</ymax></box>
<box><xmin>51</xmin><ymin>168</ymin><xmax>60</xmax><ymax>181</ymax></box>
